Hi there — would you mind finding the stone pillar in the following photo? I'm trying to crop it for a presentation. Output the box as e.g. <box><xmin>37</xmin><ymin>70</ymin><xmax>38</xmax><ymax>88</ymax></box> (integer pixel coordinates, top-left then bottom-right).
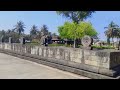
<box><xmin>0</xmin><ymin>36</ymin><xmax>4</xmax><ymax>43</ymax></box>
<box><xmin>9</xmin><ymin>37</ymin><xmax>12</xmax><ymax>44</ymax></box>
<box><xmin>20</xmin><ymin>37</ymin><xmax>25</xmax><ymax>45</ymax></box>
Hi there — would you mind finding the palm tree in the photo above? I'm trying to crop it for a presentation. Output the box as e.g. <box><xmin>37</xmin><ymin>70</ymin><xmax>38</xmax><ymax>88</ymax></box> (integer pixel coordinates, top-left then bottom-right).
<box><xmin>30</xmin><ymin>25</ymin><xmax>38</xmax><ymax>39</ymax></box>
<box><xmin>48</xmin><ymin>32</ymin><xmax>52</xmax><ymax>36</ymax></box>
<box><xmin>52</xmin><ymin>33</ymin><xmax>57</xmax><ymax>37</ymax></box>
<box><xmin>7</xmin><ymin>29</ymin><xmax>11</xmax><ymax>33</ymax></box>
<box><xmin>1</xmin><ymin>30</ymin><xmax>5</xmax><ymax>37</ymax></box>
<box><xmin>14</xmin><ymin>21</ymin><xmax>25</xmax><ymax>36</ymax></box>
<box><xmin>104</xmin><ymin>30</ymin><xmax>111</xmax><ymax>45</ymax></box>
<box><xmin>40</xmin><ymin>25</ymin><xmax>49</xmax><ymax>36</ymax></box>
<box><xmin>114</xmin><ymin>28</ymin><xmax>120</xmax><ymax>42</ymax></box>
<box><xmin>0</xmin><ymin>30</ymin><xmax>5</xmax><ymax>42</ymax></box>
<box><xmin>104</xmin><ymin>21</ymin><xmax>119</xmax><ymax>46</ymax></box>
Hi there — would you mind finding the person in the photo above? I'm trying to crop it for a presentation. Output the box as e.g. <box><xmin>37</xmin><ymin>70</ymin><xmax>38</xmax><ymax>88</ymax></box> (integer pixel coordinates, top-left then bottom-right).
<box><xmin>1</xmin><ymin>38</ymin><xmax>4</xmax><ymax>43</ymax></box>
<box><xmin>23</xmin><ymin>38</ymin><xmax>25</xmax><ymax>44</ymax></box>
<box><xmin>118</xmin><ymin>41</ymin><xmax>120</xmax><ymax>50</ymax></box>
<box><xmin>44</xmin><ymin>36</ymin><xmax>48</xmax><ymax>46</ymax></box>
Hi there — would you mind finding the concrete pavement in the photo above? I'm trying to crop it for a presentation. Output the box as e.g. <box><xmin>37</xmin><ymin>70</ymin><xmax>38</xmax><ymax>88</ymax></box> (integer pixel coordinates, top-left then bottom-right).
<box><xmin>0</xmin><ymin>53</ymin><xmax>89</xmax><ymax>79</ymax></box>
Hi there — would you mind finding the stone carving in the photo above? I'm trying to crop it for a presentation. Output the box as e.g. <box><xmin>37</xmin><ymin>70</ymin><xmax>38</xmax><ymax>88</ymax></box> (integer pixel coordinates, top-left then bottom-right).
<box><xmin>81</xmin><ymin>35</ymin><xmax>93</xmax><ymax>47</ymax></box>
<box><xmin>81</xmin><ymin>35</ymin><xmax>93</xmax><ymax>50</ymax></box>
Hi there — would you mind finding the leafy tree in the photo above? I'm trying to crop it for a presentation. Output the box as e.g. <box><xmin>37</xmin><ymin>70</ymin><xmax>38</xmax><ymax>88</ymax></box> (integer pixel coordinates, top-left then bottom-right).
<box><xmin>57</xmin><ymin>11</ymin><xmax>95</xmax><ymax>24</ymax></box>
<box><xmin>79</xmin><ymin>22</ymin><xmax>97</xmax><ymax>37</ymax></box>
<box><xmin>104</xmin><ymin>21</ymin><xmax>119</xmax><ymax>45</ymax></box>
<box><xmin>30</xmin><ymin>25</ymin><xmax>38</xmax><ymax>39</ymax></box>
<box><xmin>14</xmin><ymin>21</ymin><xmax>25</xmax><ymax>36</ymax></box>
<box><xmin>58</xmin><ymin>25</ymin><xmax>68</xmax><ymax>39</ymax></box>
<box><xmin>48</xmin><ymin>32</ymin><xmax>52</xmax><ymax>37</ymax></box>
<box><xmin>0</xmin><ymin>30</ymin><xmax>6</xmax><ymax>42</ymax></box>
<box><xmin>0</xmin><ymin>30</ymin><xmax>5</xmax><ymax>37</ymax></box>
<box><xmin>40</xmin><ymin>25</ymin><xmax>49</xmax><ymax>36</ymax></box>
<box><xmin>52</xmin><ymin>33</ymin><xmax>57</xmax><ymax>37</ymax></box>
<box><xmin>58</xmin><ymin>21</ymin><xmax>97</xmax><ymax>46</ymax></box>
<box><xmin>56</xmin><ymin>11</ymin><xmax>95</xmax><ymax>48</ymax></box>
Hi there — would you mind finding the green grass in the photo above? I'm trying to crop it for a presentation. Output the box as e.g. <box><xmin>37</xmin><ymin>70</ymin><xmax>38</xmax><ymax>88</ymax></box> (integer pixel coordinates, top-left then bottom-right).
<box><xmin>91</xmin><ymin>45</ymin><xmax>115</xmax><ymax>49</ymax></box>
<box><xmin>48</xmin><ymin>44</ymin><xmax>65</xmax><ymax>47</ymax></box>
<box><xmin>25</xmin><ymin>42</ymin><xmax>40</xmax><ymax>46</ymax></box>
<box><xmin>25</xmin><ymin>43</ymin><xmax>83</xmax><ymax>48</ymax></box>
<box><xmin>25</xmin><ymin>43</ymin><xmax>115</xmax><ymax>49</ymax></box>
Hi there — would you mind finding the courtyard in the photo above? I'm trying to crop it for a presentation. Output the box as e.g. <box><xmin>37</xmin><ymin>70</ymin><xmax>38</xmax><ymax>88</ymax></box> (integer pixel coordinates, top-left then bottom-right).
<box><xmin>0</xmin><ymin>53</ymin><xmax>89</xmax><ymax>79</ymax></box>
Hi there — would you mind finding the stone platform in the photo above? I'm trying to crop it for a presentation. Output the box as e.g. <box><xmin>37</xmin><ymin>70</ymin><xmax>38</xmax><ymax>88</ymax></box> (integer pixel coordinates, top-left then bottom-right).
<box><xmin>0</xmin><ymin>43</ymin><xmax>120</xmax><ymax>79</ymax></box>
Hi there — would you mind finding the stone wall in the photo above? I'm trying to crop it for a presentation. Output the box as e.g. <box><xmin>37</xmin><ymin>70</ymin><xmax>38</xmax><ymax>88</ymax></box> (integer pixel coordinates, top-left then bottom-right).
<box><xmin>0</xmin><ymin>43</ymin><xmax>120</xmax><ymax>77</ymax></box>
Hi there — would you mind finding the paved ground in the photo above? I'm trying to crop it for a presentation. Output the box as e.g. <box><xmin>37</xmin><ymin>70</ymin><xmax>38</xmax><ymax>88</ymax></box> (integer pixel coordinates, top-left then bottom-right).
<box><xmin>0</xmin><ymin>53</ymin><xmax>89</xmax><ymax>79</ymax></box>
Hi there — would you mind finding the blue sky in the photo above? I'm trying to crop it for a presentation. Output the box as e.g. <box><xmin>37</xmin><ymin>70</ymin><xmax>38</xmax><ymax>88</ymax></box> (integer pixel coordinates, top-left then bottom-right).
<box><xmin>0</xmin><ymin>11</ymin><xmax>120</xmax><ymax>41</ymax></box>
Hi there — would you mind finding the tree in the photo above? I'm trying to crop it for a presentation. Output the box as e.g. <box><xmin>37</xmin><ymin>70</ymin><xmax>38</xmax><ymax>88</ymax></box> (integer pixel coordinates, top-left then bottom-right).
<box><xmin>58</xmin><ymin>25</ymin><xmax>68</xmax><ymax>39</ymax></box>
<box><xmin>58</xmin><ymin>21</ymin><xmax>97</xmax><ymax>46</ymax></box>
<box><xmin>113</xmin><ymin>28</ymin><xmax>120</xmax><ymax>42</ymax></box>
<box><xmin>14</xmin><ymin>21</ymin><xmax>25</xmax><ymax>35</ymax></box>
<box><xmin>52</xmin><ymin>33</ymin><xmax>57</xmax><ymax>37</ymax></box>
<box><xmin>48</xmin><ymin>32</ymin><xmax>52</xmax><ymax>37</ymax></box>
<box><xmin>56</xmin><ymin>11</ymin><xmax>95</xmax><ymax>48</ymax></box>
<box><xmin>7</xmin><ymin>29</ymin><xmax>11</xmax><ymax>34</ymax></box>
<box><xmin>40</xmin><ymin>25</ymin><xmax>49</xmax><ymax>36</ymax></box>
<box><xmin>0</xmin><ymin>30</ymin><xmax>5</xmax><ymax>37</ymax></box>
<box><xmin>104</xmin><ymin>21</ymin><xmax>119</xmax><ymax>46</ymax></box>
<box><xmin>30</xmin><ymin>25</ymin><xmax>38</xmax><ymax>39</ymax></box>
<box><xmin>77</xmin><ymin>22</ymin><xmax>97</xmax><ymax>37</ymax></box>
<box><xmin>0</xmin><ymin>30</ymin><xmax>6</xmax><ymax>42</ymax></box>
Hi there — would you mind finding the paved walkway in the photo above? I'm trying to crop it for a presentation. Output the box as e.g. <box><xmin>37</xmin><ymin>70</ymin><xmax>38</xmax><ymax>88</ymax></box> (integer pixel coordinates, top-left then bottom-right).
<box><xmin>0</xmin><ymin>53</ymin><xmax>89</xmax><ymax>79</ymax></box>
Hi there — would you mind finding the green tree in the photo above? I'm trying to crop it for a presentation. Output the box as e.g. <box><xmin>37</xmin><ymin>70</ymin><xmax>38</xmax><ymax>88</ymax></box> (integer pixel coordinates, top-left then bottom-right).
<box><xmin>56</xmin><ymin>11</ymin><xmax>95</xmax><ymax>48</ymax></box>
<box><xmin>52</xmin><ymin>33</ymin><xmax>57</xmax><ymax>37</ymax></box>
<box><xmin>0</xmin><ymin>30</ymin><xmax>6</xmax><ymax>42</ymax></box>
<box><xmin>30</xmin><ymin>25</ymin><xmax>38</xmax><ymax>39</ymax></box>
<box><xmin>40</xmin><ymin>25</ymin><xmax>49</xmax><ymax>36</ymax></box>
<box><xmin>79</xmin><ymin>22</ymin><xmax>97</xmax><ymax>37</ymax></box>
<box><xmin>14</xmin><ymin>21</ymin><xmax>25</xmax><ymax>36</ymax></box>
<box><xmin>58</xmin><ymin>25</ymin><xmax>68</xmax><ymax>39</ymax></box>
<box><xmin>113</xmin><ymin>28</ymin><xmax>120</xmax><ymax>42</ymax></box>
<box><xmin>48</xmin><ymin>32</ymin><xmax>52</xmax><ymax>37</ymax></box>
<box><xmin>0</xmin><ymin>30</ymin><xmax>5</xmax><ymax>37</ymax></box>
<box><xmin>58</xmin><ymin>21</ymin><xmax>97</xmax><ymax>46</ymax></box>
<box><xmin>104</xmin><ymin>21</ymin><xmax>119</xmax><ymax>46</ymax></box>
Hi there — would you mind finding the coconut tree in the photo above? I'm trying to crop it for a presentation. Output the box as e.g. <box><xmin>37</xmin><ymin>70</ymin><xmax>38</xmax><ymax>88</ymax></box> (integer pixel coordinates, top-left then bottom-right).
<box><xmin>104</xmin><ymin>30</ymin><xmax>111</xmax><ymax>45</ymax></box>
<box><xmin>104</xmin><ymin>21</ymin><xmax>119</xmax><ymax>46</ymax></box>
<box><xmin>14</xmin><ymin>21</ymin><xmax>25</xmax><ymax>36</ymax></box>
<box><xmin>30</xmin><ymin>25</ymin><xmax>38</xmax><ymax>39</ymax></box>
<box><xmin>40</xmin><ymin>25</ymin><xmax>49</xmax><ymax>36</ymax></box>
<box><xmin>114</xmin><ymin>28</ymin><xmax>120</xmax><ymax>42</ymax></box>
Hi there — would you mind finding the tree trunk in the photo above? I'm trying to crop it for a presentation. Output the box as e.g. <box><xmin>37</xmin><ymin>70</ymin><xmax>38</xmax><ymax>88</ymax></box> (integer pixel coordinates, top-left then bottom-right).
<box><xmin>73</xmin><ymin>38</ymin><xmax>76</xmax><ymax>48</ymax></box>
<box><xmin>112</xmin><ymin>38</ymin><xmax>114</xmax><ymax>47</ymax></box>
<box><xmin>65</xmin><ymin>39</ymin><xmax>68</xmax><ymax>46</ymax></box>
<box><xmin>107</xmin><ymin>37</ymin><xmax>110</xmax><ymax>45</ymax></box>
